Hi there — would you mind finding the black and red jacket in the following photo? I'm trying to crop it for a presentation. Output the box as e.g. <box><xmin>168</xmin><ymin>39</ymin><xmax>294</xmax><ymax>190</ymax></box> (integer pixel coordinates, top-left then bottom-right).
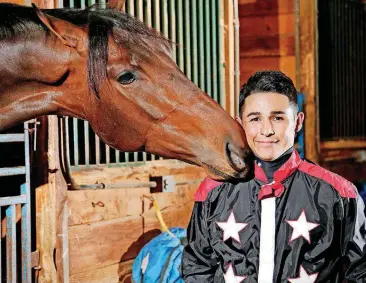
<box><xmin>182</xmin><ymin>150</ymin><xmax>366</xmax><ymax>282</ymax></box>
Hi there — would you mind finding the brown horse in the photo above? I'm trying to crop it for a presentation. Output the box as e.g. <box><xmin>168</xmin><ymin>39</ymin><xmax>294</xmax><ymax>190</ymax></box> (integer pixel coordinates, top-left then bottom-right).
<box><xmin>0</xmin><ymin>3</ymin><xmax>251</xmax><ymax>180</ymax></box>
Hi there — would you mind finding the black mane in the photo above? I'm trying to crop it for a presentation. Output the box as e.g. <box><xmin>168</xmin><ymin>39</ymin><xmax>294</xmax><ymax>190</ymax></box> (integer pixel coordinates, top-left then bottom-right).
<box><xmin>0</xmin><ymin>3</ymin><xmax>166</xmax><ymax>98</ymax></box>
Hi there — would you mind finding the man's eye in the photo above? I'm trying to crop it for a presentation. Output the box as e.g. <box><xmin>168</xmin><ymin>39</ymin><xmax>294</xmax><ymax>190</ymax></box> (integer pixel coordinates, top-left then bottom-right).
<box><xmin>250</xmin><ymin>117</ymin><xmax>260</xmax><ymax>122</ymax></box>
<box><xmin>273</xmin><ymin>116</ymin><xmax>284</xmax><ymax>121</ymax></box>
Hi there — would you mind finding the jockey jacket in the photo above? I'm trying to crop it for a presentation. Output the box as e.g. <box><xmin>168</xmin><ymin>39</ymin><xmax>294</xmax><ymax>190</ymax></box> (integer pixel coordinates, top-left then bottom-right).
<box><xmin>181</xmin><ymin>150</ymin><xmax>366</xmax><ymax>283</ymax></box>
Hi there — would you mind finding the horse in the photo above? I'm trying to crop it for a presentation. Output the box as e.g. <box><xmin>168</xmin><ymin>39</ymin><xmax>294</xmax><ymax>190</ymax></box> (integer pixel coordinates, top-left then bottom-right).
<box><xmin>0</xmin><ymin>3</ymin><xmax>251</xmax><ymax>180</ymax></box>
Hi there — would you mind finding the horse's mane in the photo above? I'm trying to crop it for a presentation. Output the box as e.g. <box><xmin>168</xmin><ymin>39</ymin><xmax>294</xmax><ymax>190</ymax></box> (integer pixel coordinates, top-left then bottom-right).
<box><xmin>0</xmin><ymin>3</ymin><xmax>168</xmax><ymax>98</ymax></box>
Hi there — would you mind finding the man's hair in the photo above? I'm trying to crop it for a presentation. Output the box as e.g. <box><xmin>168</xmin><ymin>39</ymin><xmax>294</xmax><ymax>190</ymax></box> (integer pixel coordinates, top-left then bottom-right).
<box><xmin>239</xmin><ymin>70</ymin><xmax>298</xmax><ymax>116</ymax></box>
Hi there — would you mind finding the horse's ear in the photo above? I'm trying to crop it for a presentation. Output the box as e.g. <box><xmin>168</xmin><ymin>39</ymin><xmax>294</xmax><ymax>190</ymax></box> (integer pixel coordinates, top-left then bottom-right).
<box><xmin>32</xmin><ymin>3</ymin><xmax>85</xmax><ymax>50</ymax></box>
<box><xmin>108</xmin><ymin>0</ymin><xmax>126</xmax><ymax>11</ymax></box>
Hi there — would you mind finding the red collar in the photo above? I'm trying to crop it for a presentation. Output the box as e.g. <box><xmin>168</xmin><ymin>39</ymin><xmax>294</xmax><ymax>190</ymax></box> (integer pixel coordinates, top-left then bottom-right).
<box><xmin>254</xmin><ymin>150</ymin><xmax>302</xmax><ymax>183</ymax></box>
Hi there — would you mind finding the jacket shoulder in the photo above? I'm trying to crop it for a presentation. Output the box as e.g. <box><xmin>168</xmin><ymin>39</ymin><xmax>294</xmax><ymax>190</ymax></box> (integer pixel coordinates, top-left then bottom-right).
<box><xmin>194</xmin><ymin>177</ymin><xmax>223</xmax><ymax>202</ymax></box>
<box><xmin>298</xmin><ymin>160</ymin><xmax>357</xmax><ymax>198</ymax></box>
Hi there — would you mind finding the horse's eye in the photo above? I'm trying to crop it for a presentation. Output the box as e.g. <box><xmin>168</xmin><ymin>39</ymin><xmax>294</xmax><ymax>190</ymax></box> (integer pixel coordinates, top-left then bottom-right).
<box><xmin>117</xmin><ymin>72</ymin><xmax>136</xmax><ymax>85</ymax></box>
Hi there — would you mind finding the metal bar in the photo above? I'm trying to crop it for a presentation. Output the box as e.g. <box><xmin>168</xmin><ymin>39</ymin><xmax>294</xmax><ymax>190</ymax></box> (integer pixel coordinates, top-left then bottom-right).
<box><xmin>0</xmin><ymin>195</ymin><xmax>27</xmax><ymax>207</ymax></box>
<box><xmin>88</xmin><ymin>0</ymin><xmax>96</xmax><ymax>6</ymax></box>
<box><xmin>137</xmin><ymin>0</ymin><xmax>143</xmax><ymax>21</ymax></box>
<box><xmin>73</xmin><ymin>118</ymin><xmax>79</xmax><ymax>167</ymax></box>
<box><xmin>146</xmin><ymin>0</ymin><xmax>152</xmax><ymax>27</ymax></box>
<box><xmin>115</xmin><ymin>150</ymin><xmax>120</xmax><ymax>165</ymax></box>
<box><xmin>154</xmin><ymin>0</ymin><xmax>161</xmax><ymax>31</ymax></box>
<box><xmin>0</xmin><ymin>134</ymin><xmax>25</xmax><ymax>143</ymax></box>
<box><xmin>218</xmin><ymin>0</ymin><xmax>224</xmax><ymax>106</ymax></box>
<box><xmin>170</xmin><ymin>0</ymin><xmax>176</xmax><ymax>61</ymax></box>
<box><xmin>79</xmin><ymin>181</ymin><xmax>157</xmax><ymax>189</ymax></box>
<box><xmin>84</xmin><ymin>121</ymin><xmax>90</xmax><ymax>166</ymax></box>
<box><xmin>125</xmin><ymin>152</ymin><xmax>130</xmax><ymax>163</ymax></box>
<box><xmin>0</xmin><ymin>167</ymin><xmax>26</xmax><ymax>177</ymax></box>
<box><xmin>205</xmin><ymin>0</ymin><xmax>212</xmax><ymax>97</ymax></box>
<box><xmin>198</xmin><ymin>0</ymin><xmax>205</xmax><ymax>91</ymax></box>
<box><xmin>233</xmin><ymin>0</ymin><xmax>240</xmax><ymax>116</ymax></box>
<box><xmin>211</xmin><ymin>0</ymin><xmax>218</xmax><ymax>102</ymax></box>
<box><xmin>162</xmin><ymin>0</ymin><xmax>169</xmax><ymax>37</ymax></box>
<box><xmin>69</xmin><ymin>0</ymin><xmax>74</xmax><ymax>8</ymax></box>
<box><xmin>184</xmin><ymin>0</ymin><xmax>192</xmax><ymax>79</ymax></box>
<box><xmin>65</xmin><ymin>117</ymin><xmax>71</xmax><ymax>169</ymax></box>
<box><xmin>191</xmin><ymin>0</ymin><xmax>198</xmax><ymax>85</ymax></box>
<box><xmin>81</xmin><ymin>0</ymin><xmax>86</xmax><ymax>9</ymax></box>
<box><xmin>99</xmin><ymin>0</ymin><xmax>106</xmax><ymax>9</ymax></box>
<box><xmin>95</xmin><ymin>135</ymin><xmax>100</xmax><ymax>165</ymax></box>
<box><xmin>22</xmin><ymin>123</ymin><xmax>31</xmax><ymax>282</ymax></box>
<box><xmin>106</xmin><ymin>145</ymin><xmax>110</xmax><ymax>167</ymax></box>
<box><xmin>134</xmin><ymin>151</ymin><xmax>138</xmax><ymax>162</ymax></box>
<box><xmin>0</xmin><ymin>209</ymin><xmax>1</xmax><ymax>281</ymax></box>
<box><xmin>128</xmin><ymin>0</ymin><xmax>135</xmax><ymax>16</ymax></box>
<box><xmin>6</xmin><ymin>205</ymin><xmax>17</xmax><ymax>283</ymax></box>
<box><xmin>177</xmin><ymin>0</ymin><xmax>184</xmax><ymax>72</ymax></box>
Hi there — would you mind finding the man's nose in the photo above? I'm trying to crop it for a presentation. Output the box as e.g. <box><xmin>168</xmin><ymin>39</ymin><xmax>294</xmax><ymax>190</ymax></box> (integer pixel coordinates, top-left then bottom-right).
<box><xmin>260</xmin><ymin>120</ymin><xmax>275</xmax><ymax>136</ymax></box>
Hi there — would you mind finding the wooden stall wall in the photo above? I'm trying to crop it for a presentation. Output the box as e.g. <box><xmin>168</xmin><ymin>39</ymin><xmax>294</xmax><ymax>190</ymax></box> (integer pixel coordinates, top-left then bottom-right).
<box><xmin>238</xmin><ymin>0</ymin><xmax>296</xmax><ymax>85</ymax></box>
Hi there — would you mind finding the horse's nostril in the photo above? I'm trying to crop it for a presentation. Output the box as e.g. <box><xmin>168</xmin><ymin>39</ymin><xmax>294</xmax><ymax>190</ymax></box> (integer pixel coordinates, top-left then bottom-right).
<box><xmin>227</xmin><ymin>143</ymin><xmax>246</xmax><ymax>172</ymax></box>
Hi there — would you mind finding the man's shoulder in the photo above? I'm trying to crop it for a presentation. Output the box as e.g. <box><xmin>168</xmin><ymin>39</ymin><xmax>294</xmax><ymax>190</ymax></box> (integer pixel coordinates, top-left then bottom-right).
<box><xmin>194</xmin><ymin>177</ymin><xmax>224</xmax><ymax>202</ymax></box>
<box><xmin>298</xmin><ymin>159</ymin><xmax>357</xmax><ymax>198</ymax></box>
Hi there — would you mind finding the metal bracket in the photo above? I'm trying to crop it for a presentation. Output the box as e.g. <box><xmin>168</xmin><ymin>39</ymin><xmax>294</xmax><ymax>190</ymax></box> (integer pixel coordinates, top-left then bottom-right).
<box><xmin>150</xmin><ymin>176</ymin><xmax>175</xmax><ymax>193</ymax></box>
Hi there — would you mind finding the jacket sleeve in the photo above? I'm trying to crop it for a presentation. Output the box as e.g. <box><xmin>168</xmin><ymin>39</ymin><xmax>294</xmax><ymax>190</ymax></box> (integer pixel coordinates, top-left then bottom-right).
<box><xmin>181</xmin><ymin>200</ymin><xmax>218</xmax><ymax>282</ymax></box>
<box><xmin>343</xmin><ymin>193</ymin><xmax>366</xmax><ymax>282</ymax></box>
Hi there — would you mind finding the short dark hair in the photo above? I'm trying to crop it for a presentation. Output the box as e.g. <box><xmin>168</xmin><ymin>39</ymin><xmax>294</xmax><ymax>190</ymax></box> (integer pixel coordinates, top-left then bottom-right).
<box><xmin>239</xmin><ymin>70</ymin><xmax>298</xmax><ymax>116</ymax></box>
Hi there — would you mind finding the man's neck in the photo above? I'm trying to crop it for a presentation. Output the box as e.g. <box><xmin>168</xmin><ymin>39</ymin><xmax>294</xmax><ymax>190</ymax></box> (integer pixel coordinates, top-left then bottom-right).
<box><xmin>255</xmin><ymin>147</ymin><xmax>294</xmax><ymax>183</ymax></box>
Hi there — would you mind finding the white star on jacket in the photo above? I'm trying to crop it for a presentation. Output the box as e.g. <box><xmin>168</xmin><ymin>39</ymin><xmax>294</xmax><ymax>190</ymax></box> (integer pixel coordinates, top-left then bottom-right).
<box><xmin>286</xmin><ymin>210</ymin><xmax>319</xmax><ymax>243</ymax></box>
<box><xmin>216</xmin><ymin>211</ymin><xmax>248</xmax><ymax>243</ymax></box>
<box><xmin>224</xmin><ymin>264</ymin><xmax>246</xmax><ymax>283</ymax></box>
<box><xmin>288</xmin><ymin>265</ymin><xmax>318</xmax><ymax>283</ymax></box>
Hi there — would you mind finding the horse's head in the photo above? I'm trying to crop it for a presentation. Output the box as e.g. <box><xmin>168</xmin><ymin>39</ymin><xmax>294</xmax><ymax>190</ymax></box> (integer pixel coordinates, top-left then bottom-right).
<box><xmin>0</xmin><ymin>4</ymin><xmax>252</xmax><ymax>180</ymax></box>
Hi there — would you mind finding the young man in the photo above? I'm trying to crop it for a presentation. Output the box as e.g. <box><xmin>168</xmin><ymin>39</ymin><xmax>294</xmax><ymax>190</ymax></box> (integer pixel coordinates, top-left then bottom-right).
<box><xmin>181</xmin><ymin>71</ymin><xmax>366</xmax><ymax>282</ymax></box>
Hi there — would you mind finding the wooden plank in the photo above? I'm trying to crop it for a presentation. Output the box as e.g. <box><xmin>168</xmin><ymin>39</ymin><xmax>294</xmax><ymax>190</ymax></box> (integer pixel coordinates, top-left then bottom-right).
<box><xmin>240</xmin><ymin>35</ymin><xmax>295</xmax><ymax>57</ymax></box>
<box><xmin>299</xmin><ymin>0</ymin><xmax>319</xmax><ymax>163</ymax></box>
<box><xmin>36</xmin><ymin>184</ymin><xmax>57</xmax><ymax>283</ymax></box>
<box><xmin>143</xmin><ymin>202</ymin><xmax>195</xmax><ymax>233</ymax></box>
<box><xmin>240</xmin><ymin>14</ymin><xmax>295</xmax><ymax>37</ymax></box>
<box><xmin>240</xmin><ymin>55</ymin><xmax>296</xmax><ymax>85</ymax></box>
<box><xmin>68</xmin><ymin>187</ymin><xmax>149</xmax><ymax>226</ymax></box>
<box><xmin>69</xmin><ymin>216</ymin><xmax>144</xmax><ymax>275</ymax></box>
<box><xmin>239</xmin><ymin>0</ymin><xmax>294</xmax><ymax>17</ymax></box>
<box><xmin>321</xmin><ymin>140</ymin><xmax>366</xmax><ymax>150</ymax></box>
<box><xmin>70</xmin><ymin>260</ymin><xmax>134</xmax><ymax>283</ymax></box>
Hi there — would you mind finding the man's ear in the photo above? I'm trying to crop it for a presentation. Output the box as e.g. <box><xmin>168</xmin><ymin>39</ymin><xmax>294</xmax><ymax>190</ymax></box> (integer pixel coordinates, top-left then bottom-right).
<box><xmin>295</xmin><ymin>112</ymin><xmax>305</xmax><ymax>133</ymax></box>
<box><xmin>32</xmin><ymin>4</ymin><xmax>87</xmax><ymax>53</ymax></box>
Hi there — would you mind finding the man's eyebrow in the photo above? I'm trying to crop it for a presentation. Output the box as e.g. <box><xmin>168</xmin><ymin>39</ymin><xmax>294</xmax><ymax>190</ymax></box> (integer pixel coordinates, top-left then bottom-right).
<box><xmin>246</xmin><ymin>112</ymin><xmax>261</xmax><ymax>117</ymax></box>
<box><xmin>271</xmin><ymin>111</ymin><xmax>287</xmax><ymax>115</ymax></box>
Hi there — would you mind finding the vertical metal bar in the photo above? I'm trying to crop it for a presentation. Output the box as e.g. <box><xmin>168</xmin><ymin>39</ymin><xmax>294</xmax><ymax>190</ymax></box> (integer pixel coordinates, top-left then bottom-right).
<box><xmin>6</xmin><ymin>205</ymin><xmax>16</xmax><ymax>283</ymax></box>
<box><xmin>84</xmin><ymin>121</ymin><xmax>90</xmax><ymax>166</ymax></box>
<box><xmin>205</xmin><ymin>0</ymin><xmax>212</xmax><ymax>97</ymax></box>
<box><xmin>88</xmin><ymin>0</ymin><xmax>96</xmax><ymax>6</ymax></box>
<box><xmin>69</xmin><ymin>0</ymin><xmax>74</xmax><ymax>8</ymax></box>
<box><xmin>233</xmin><ymin>0</ymin><xmax>240</xmax><ymax>116</ymax></box>
<box><xmin>65</xmin><ymin>117</ymin><xmax>71</xmax><ymax>169</ymax></box>
<box><xmin>198</xmin><ymin>0</ymin><xmax>205</xmax><ymax>91</ymax></box>
<box><xmin>95</xmin><ymin>134</ymin><xmax>100</xmax><ymax>166</ymax></box>
<box><xmin>218</xmin><ymin>0</ymin><xmax>224</xmax><ymax>106</ymax></box>
<box><xmin>177</xmin><ymin>0</ymin><xmax>184</xmax><ymax>72</ymax></box>
<box><xmin>0</xmin><ymin>209</ymin><xmax>2</xmax><ymax>281</ymax></box>
<box><xmin>146</xmin><ymin>0</ymin><xmax>152</xmax><ymax>27</ymax></box>
<box><xmin>125</xmin><ymin>151</ymin><xmax>130</xmax><ymax>163</ymax></box>
<box><xmin>137</xmin><ymin>0</ymin><xmax>143</xmax><ymax>21</ymax></box>
<box><xmin>184</xmin><ymin>0</ymin><xmax>192</xmax><ymax>79</ymax></box>
<box><xmin>106</xmin><ymin>145</ymin><xmax>110</xmax><ymax>167</ymax></box>
<box><xmin>154</xmin><ymin>0</ymin><xmax>161</xmax><ymax>32</ymax></box>
<box><xmin>73</xmin><ymin>118</ymin><xmax>79</xmax><ymax>167</ymax></box>
<box><xmin>170</xmin><ymin>0</ymin><xmax>177</xmax><ymax>61</ymax></box>
<box><xmin>211</xmin><ymin>0</ymin><xmax>218</xmax><ymax>102</ymax></box>
<box><xmin>191</xmin><ymin>0</ymin><xmax>198</xmax><ymax>85</ymax></box>
<box><xmin>81</xmin><ymin>0</ymin><xmax>86</xmax><ymax>9</ymax></box>
<box><xmin>115</xmin><ymin>150</ymin><xmax>120</xmax><ymax>165</ymax></box>
<box><xmin>134</xmin><ymin>151</ymin><xmax>138</xmax><ymax>162</ymax></box>
<box><xmin>99</xmin><ymin>0</ymin><xmax>106</xmax><ymax>9</ymax></box>
<box><xmin>128</xmin><ymin>0</ymin><xmax>135</xmax><ymax>16</ymax></box>
<box><xmin>22</xmin><ymin>123</ymin><xmax>31</xmax><ymax>283</ymax></box>
<box><xmin>162</xmin><ymin>0</ymin><xmax>169</xmax><ymax>38</ymax></box>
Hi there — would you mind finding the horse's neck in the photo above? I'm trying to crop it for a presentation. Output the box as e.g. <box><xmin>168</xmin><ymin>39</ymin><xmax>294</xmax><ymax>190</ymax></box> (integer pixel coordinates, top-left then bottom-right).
<box><xmin>0</xmin><ymin>39</ymin><xmax>70</xmax><ymax>131</ymax></box>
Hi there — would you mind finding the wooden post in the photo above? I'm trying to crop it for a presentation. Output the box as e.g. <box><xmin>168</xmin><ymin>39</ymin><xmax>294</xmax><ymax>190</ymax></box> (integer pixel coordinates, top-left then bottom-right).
<box><xmin>37</xmin><ymin>116</ymin><xmax>69</xmax><ymax>283</ymax></box>
<box><xmin>298</xmin><ymin>0</ymin><xmax>319</xmax><ymax>163</ymax></box>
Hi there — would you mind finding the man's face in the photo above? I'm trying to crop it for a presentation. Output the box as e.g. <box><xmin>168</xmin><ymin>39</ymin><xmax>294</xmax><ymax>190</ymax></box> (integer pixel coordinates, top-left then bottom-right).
<box><xmin>239</xmin><ymin>92</ymin><xmax>304</xmax><ymax>161</ymax></box>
